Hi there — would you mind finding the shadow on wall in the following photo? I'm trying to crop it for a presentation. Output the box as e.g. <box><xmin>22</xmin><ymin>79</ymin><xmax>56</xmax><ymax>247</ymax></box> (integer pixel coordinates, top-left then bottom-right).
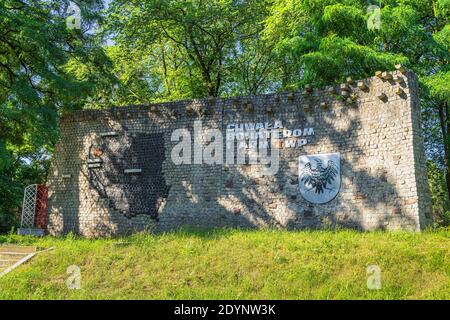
<box><xmin>87</xmin><ymin>131</ymin><xmax>169</xmax><ymax>218</ymax></box>
<box><xmin>46</xmin><ymin>136</ymin><xmax>81</xmax><ymax>235</ymax></box>
<box><xmin>52</xmin><ymin>77</ymin><xmax>426</xmax><ymax>236</ymax></box>
<box><xmin>84</xmin><ymin>127</ymin><xmax>170</xmax><ymax>236</ymax></box>
<box><xmin>169</xmin><ymin>92</ymin><xmax>421</xmax><ymax>232</ymax></box>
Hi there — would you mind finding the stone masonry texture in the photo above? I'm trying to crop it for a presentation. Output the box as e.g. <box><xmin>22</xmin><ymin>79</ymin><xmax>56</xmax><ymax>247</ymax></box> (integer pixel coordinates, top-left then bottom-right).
<box><xmin>46</xmin><ymin>70</ymin><xmax>432</xmax><ymax>237</ymax></box>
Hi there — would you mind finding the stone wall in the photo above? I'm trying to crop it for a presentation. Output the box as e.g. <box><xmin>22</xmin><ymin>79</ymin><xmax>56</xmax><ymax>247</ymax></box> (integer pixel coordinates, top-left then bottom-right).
<box><xmin>46</xmin><ymin>70</ymin><xmax>432</xmax><ymax>237</ymax></box>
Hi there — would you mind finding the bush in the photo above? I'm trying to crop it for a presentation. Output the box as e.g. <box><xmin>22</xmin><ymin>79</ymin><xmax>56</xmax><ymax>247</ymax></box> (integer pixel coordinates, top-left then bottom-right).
<box><xmin>427</xmin><ymin>161</ymin><xmax>450</xmax><ymax>226</ymax></box>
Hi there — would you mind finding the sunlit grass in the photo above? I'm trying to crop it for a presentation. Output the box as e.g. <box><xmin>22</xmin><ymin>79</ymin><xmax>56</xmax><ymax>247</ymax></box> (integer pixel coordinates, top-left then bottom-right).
<box><xmin>0</xmin><ymin>228</ymin><xmax>449</xmax><ymax>299</ymax></box>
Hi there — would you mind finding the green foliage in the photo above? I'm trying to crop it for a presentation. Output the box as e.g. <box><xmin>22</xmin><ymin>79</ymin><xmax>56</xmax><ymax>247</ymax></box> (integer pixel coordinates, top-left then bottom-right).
<box><xmin>105</xmin><ymin>0</ymin><xmax>272</xmax><ymax>98</ymax></box>
<box><xmin>321</xmin><ymin>4</ymin><xmax>366</xmax><ymax>39</ymax></box>
<box><xmin>301</xmin><ymin>35</ymin><xmax>406</xmax><ymax>85</ymax></box>
<box><xmin>0</xmin><ymin>0</ymin><xmax>113</xmax><ymax>229</ymax></box>
<box><xmin>424</xmin><ymin>70</ymin><xmax>450</xmax><ymax>104</ymax></box>
<box><xmin>428</xmin><ymin>161</ymin><xmax>450</xmax><ymax>226</ymax></box>
<box><xmin>264</xmin><ymin>1</ymin><xmax>444</xmax><ymax>88</ymax></box>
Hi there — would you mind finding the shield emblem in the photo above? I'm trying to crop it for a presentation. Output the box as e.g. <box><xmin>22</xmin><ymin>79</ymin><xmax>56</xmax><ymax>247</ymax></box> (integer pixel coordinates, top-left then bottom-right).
<box><xmin>298</xmin><ymin>153</ymin><xmax>341</xmax><ymax>204</ymax></box>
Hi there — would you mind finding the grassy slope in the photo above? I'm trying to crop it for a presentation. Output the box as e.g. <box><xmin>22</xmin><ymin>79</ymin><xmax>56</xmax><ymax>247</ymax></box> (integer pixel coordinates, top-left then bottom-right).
<box><xmin>0</xmin><ymin>229</ymin><xmax>449</xmax><ymax>300</ymax></box>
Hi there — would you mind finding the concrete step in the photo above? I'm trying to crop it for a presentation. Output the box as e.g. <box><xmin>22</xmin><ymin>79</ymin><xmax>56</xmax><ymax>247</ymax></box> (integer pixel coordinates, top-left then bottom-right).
<box><xmin>17</xmin><ymin>228</ymin><xmax>44</xmax><ymax>236</ymax></box>
<box><xmin>0</xmin><ymin>259</ymin><xmax>18</xmax><ymax>267</ymax></box>
<box><xmin>0</xmin><ymin>252</ymin><xmax>30</xmax><ymax>261</ymax></box>
<box><xmin>0</xmin><ymin>245</ymin><xmax>37</xmax><ymax>254</ymax></box>
<box><xmin>0</xmin><ymin>245</ymin><xmax>41</xmax><ymax>277</ymax></box>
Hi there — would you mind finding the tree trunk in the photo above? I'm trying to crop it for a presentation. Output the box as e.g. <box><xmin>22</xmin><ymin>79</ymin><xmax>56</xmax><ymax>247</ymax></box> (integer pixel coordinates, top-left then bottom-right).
<box><xmin>437</xmin><ymin>101</ymin><xmax>450</xmax><ymax>200</ymax></box>
<box><xmin>160</xmin><ymin>41</ymin><xmax>170</xmax><ymax>95</ymax></box>
<box><xmin>446</xmin><ymin>102</ymin><xmax>450</xmax><ymax>201</ymax></box>
<box><xmin>204</xmin><ymin>73</ymin><xmax>215</xmax><ymax>97</ymax></box>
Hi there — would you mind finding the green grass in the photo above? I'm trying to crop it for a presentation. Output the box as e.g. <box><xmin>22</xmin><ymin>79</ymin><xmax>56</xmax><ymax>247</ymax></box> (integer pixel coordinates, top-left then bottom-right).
<box><xmin>0</xmin><ymin>228</ymin><xmax>449</xmax><ymax>300</ymax></box>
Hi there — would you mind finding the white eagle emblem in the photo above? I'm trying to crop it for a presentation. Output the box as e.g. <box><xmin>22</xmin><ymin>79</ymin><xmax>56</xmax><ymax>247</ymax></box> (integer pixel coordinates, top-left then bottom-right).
<box><xmin>298</xmin><ymin>153</ymin><xmax>341</xmax><ymax>204</ymax></box>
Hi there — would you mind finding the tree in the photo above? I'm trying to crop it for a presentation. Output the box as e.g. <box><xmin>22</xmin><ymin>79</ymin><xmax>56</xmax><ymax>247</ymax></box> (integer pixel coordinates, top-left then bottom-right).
<box><xmin>0</xmin><ymin>0</ymin><xmax>113</xmax><ymax>230</ymax></box>
<box><xmin>106</xmin><ymin>0</ymin><xmax>271</xmax><ymax>98</ymax></box>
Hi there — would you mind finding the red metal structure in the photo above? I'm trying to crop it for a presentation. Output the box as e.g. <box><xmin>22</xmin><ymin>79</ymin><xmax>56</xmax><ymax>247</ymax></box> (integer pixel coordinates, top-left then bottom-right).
<box><xmin>34</xmin><ymin>185</ymin><xmax>48</xmax><ymax>229</ymax></box>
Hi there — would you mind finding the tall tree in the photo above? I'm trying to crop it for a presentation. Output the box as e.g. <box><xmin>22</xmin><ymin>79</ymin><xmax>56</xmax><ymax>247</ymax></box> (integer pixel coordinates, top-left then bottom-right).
<box><xmin>106</xmin><ymin>0</ymin><xmax>271</xmax><ymax>98</ymax></box>
<box><xmin>0</xmin><ymin>0</ymin><xmax>113</xmax><ymax>229</ymax></box>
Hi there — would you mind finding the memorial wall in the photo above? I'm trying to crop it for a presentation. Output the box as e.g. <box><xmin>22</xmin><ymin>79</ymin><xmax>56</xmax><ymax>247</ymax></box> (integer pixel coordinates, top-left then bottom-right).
<box><xmin>46</xmin><ymin>69</ymin><xmax>432</xmax><ymax>237</ymax></box>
